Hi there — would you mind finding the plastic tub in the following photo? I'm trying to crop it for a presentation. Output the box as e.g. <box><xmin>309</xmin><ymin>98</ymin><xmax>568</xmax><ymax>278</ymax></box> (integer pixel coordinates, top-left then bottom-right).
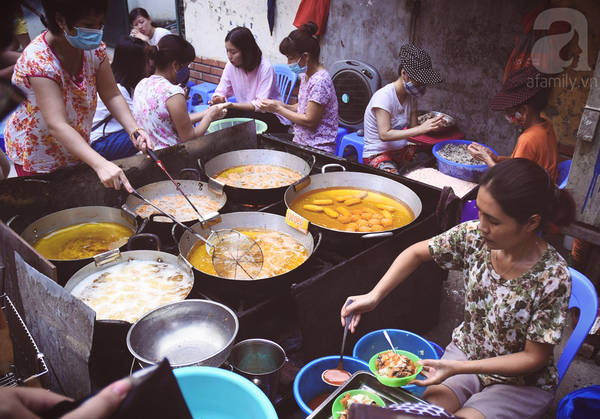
<box><xmin>293</xmin><ymin>355</ymin><xmax>369</xmax><ymax>416</ymax></box>
<box><xmin>174</xmin><ymin>366</ymin><xmax>277</xmax><ymax>419</ymax></box>
<box><xmin>352</xmin><ymin>329</ymin><xmax>438</xmax><ymax>396</ymax></box>
<box><xmin>206</xmin><ymin>118</ymin><xmax>268</xmax><ymax>135</ymax></box>
<box><xmin>432</xmin><ymin>139</ymin><xmax>497</xmax><ymax>182</ymax></box>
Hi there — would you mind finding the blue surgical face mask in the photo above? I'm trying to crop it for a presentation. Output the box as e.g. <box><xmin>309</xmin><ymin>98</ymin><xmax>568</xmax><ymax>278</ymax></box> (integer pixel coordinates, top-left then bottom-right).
<box><xmin>176</xmin><ymin>65</ymin><xmax>190</xmax><ymax>87</ymax></box>
<box><xmin>64</xmin><ymin>27</ymin><xmax>103</xmax><ymax>50</ymax></box>
<box><xmin>404</xmin><ymin>80</ymin><xmax>426</xmax><ymax>97</ymax></box>
<box><xmin>288</xmin><ymin>57</ymin><xmax>307</xmax><ymax>75</ymax></box>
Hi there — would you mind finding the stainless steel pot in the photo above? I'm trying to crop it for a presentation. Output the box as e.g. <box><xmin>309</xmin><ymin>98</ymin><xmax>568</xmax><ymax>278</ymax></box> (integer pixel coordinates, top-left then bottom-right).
<box><xmin>284</xmin><ymin>164</ymin><xmax>423</xmax><ymax>240</ymax></box>
<box><xmin>176</xmin><ymin>211</ymin><xmax>321</xmax><ymax>299</ymax></box>
<box><xmin>126</xmin><ymin>299</ymin><xmax>238</xmax><ymax>368</ymax></box>
<box><xmin>227</xmin><ymin>339</ymin><xmax>287</xmax><ymax>402</ymax></box>
<box><xmin>19</xmin><ymin>206</ymin><xmax>140</xmax><ymax>286</ymax></box>
<box><xmin>198</xmin><ymin>149</ymin><xmax>315</xmax><ymax>205</ymax></box>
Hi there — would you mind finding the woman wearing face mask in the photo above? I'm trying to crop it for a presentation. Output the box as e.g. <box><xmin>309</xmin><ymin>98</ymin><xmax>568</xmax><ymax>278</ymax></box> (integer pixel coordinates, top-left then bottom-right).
<box><xmin>210</xmin><ymin>27</ymin><xmax>290</xmax><ymax>133</ymax></box>
<box><xmin>133</xmin><ymin>35</ymin><xmax>230</xmax><ymax>150</ymax></box>
<box><xmin>341</xmin><ymin>158</ymin><xmax>575</xmax><ymax>419</ymax></box>
<box><xmin>258</xmin><ymin>22</ymin><xmax>338</xmax><ymax>153</ymax></box>
<box><xmin>4</xmin><ymin>0</ymin><xmax>152</xmax><ymax>192</ymax></box>
<box><xmin>129</xmin><ymin>8</ymin><xmax>171</xmax><ymax>47</ymax></box>
<box><xmin>468</xmin><ymin>66</ymin><xmax>558</xmax><ymax>181</ymax></box>
<box><xmin>362</xmin><ymin>44</ymin><xmax>444</xmax><ymax>174</ymax></box>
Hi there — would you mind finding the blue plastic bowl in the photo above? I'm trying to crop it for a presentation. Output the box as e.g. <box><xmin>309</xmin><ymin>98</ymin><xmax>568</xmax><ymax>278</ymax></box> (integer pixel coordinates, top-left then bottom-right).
<box><xmin>293</xmin><ymin>355</ymin><xmax>369</xmax><ymax>416</ymax></box>
<box><xmin>174</xmin><ymin>366</ymin><xmax>277</xmax><ymax>419</ymax></box>
<box><xmin>432</xmin><ymin>139</ymin><xmax>497</xmax><ymax>182</ymax></box>
<box><xmin>352</xmin><ymin>329</ymin><xmax>439</xmax><ymax>396</ymax></box>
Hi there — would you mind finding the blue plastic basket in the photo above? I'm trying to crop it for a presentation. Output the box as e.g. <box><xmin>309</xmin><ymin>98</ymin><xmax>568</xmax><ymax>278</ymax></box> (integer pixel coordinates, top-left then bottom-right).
<box><xmin>432</xmin><ymin>139</ymin><xmax>496</xmax><ymax>183</ymax></box>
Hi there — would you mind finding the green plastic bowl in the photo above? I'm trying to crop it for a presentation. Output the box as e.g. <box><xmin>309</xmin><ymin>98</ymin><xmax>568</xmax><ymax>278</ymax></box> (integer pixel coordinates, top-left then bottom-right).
<box><xmin>332</xmin><ymin>389</ymin><xmax>385</xmax><ymax>418</ymax></box>
<box><xmin>368</xmin><ymin>349</ymin><xmax>423</xmax><ymax>387</ymax></box>
<box><xmin>206</xmin><ymin>118</ymin><xmax>268</xmax><ymax>134</ymax></box>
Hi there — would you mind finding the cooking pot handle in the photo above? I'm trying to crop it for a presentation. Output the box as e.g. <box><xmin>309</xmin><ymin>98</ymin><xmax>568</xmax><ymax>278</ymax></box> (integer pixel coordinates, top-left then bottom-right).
<box><xmin>313</xmin><ymin>232</ymin><xmax>323</xmax><ymax>254</ymax></box>
<box><xmin>121</xmin><ymin>204</ymin><xmax>136</xmax><ymax>219</ymax></box>
<box><xmin>5</xmin><ymin>215</ymin><xmax>18</xmax><ymax>229</ymax></box>
<box><xmin>127</xmin><ymin>233</ymin><xmax>161</xmax><ymax>251</ymax></box>
<box><xmin>178</xmin><ymin>168</ymin><xmax>201</xmax><ymax>181</ymax></box>
<box><xmin>321</xmin><ymin>163</ymin><xmax>346</xmax><ymax>173</ymax></box>
<box><xmin>196</xmin><ymin>158</ymin><xmax>209</xmax><ymax>181</ymax></box>
<box><xmin>360</xmin><ymin>231</ymin><xmax>394</xmax><ymax>240</ymax></box>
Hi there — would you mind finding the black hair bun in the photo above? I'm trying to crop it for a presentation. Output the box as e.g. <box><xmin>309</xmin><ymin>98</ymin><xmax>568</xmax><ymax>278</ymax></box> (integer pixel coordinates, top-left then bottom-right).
<box><xmin>301</xmin><ymin>21</ymin><xmax>318</xmax><ymax>36</ymax></box>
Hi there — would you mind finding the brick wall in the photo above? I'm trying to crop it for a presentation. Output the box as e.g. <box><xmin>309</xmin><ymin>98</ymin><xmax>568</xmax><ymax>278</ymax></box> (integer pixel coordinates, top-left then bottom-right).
<box><xmin>190</xmin><ymin>57</ymin><xmax>226</xmax><ymax>85</ymax></box>
<box><xmin>189</xmin><ymin>57</ymin><xmax>299</xmax><ymax>104</ymax></box>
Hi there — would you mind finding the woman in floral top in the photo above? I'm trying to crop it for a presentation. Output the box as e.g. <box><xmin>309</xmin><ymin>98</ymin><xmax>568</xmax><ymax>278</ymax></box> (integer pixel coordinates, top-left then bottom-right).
<box><xmin>133</xmin><ymin>35</ymin><xmax>229</xmax><ymax>150</ymax></box>
<box><xmin>258</xmin><ymin>22</ymin><xmax>338</xmax><ymax>153</ymax></box>
<box><xmin>341</xmin><ymin>159</ymin><xmax>575</xmax><ymax>419</ymax></box>
<box><xmin>4</xmin><ymin>0</ymin><xmax>152</xmax><ymax>192</ymax></box>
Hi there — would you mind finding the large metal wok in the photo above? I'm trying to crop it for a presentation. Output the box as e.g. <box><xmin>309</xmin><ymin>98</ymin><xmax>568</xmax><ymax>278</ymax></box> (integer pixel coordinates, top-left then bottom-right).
<box><xmin>177</xmin><ymin>211</ymin><xmax>321</xmax><ymax>299</ymax></box>
<box><xmin>19</xmin><ymin>206</ymin><xmax>140</xmax><ymax>286</ymax></box>
<box><xmin>198</xmin><ymin>149</ymin><xmax>315</xmax><ymax>205</ymax></box>
<box><xmin>284</xmin><ymin>164</ymin><xmax>423</xmax><ymax>240</ymax></box>
<box><xmin>63</xmin><ymin>235</ymin><xmax>195</xmax><ymax>326</ymax></box>
<box><xmin>122</xmin><ymin>175</ymin><xmax>226</xmax><ymax>238</ymax></box>
<box><xmin>127</xmin><ymin>299</ymin><xmax>238</xmax><ymax>368</ymax></box>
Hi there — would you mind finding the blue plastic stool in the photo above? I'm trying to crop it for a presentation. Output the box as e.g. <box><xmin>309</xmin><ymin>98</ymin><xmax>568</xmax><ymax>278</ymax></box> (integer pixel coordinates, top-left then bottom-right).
<box><xmin>227</xmin><ymin>96</ymin><xmax>237</xmax><ymax>103</ymax></box>
<box><xmin>334</xmin><ymin>126</ymin><xmax>350</xmax><ymax>155</ymax></box>
<box><xmin>337</xmin><ymin>131</ymin><xmax>364</xmax><ymax>163</ymax></box>
<box><xmin>189</xmin><ymin>82</ymin><xmax>217</xmax><ymax>106</ymax></box>
<box><xmin>558</xmin><ymin>159</ymin><xmax>572</xmax><ymax>190</ymax></box>
<box><xmin>461</xmin><ymin>199</ymin><xmax>478</xmax><ymax>222</ymax></box>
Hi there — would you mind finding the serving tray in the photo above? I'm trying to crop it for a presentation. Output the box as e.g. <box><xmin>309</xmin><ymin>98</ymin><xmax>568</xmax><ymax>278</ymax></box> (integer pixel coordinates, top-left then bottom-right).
<box><xmin>307</xmin><ymin>371</ymin><xmax>426</xmax><ymax>418</ymax></box>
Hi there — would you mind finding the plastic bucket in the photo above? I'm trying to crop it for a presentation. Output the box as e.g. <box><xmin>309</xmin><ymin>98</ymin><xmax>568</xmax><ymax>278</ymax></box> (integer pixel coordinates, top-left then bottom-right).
<box><xmin>293</xmin><ymin>355</ymin><xmax>369</xmax><ymax>416</ymax></box>
<box><xmin>352</xmin><ymin>329</ymin><xmax>439</xmax><ymax>396</ymax></box>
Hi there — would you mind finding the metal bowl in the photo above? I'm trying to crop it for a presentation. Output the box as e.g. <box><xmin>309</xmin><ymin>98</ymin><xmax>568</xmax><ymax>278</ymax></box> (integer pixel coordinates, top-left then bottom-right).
<box><xmin>417</xmin><ymin>111</ymin><xmax>456</xmax><ymax>128</ymax></box>
<box><xmin>126</xmin><ymin>299</ymin><xmax>239</xmax><ymax>368</ymax></box>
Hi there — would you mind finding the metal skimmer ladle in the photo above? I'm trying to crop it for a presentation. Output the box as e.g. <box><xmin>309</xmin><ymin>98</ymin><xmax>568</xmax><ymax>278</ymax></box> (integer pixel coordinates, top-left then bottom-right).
<box><xmin>130</xmin><ymin>188</ymin><xmax>263</xmax><ymax>279</ymax></box>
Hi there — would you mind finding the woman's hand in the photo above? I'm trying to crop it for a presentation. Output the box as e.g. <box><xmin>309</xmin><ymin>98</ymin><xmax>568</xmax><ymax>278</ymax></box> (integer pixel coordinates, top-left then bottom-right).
<box><xmin>207</xmin><ymin>102</ymin><xmax>231</xmax><ymax>121</ymax></box>
<box><xmin>418</xmin><ymin>116</ymin><xmax>445</xmax><ymax>134</ymax></box>
<box><xmin>467</xmin><ymin>143</ymin><xmax>495</xmax><ymax>165</ymax></box>
<box><xmin>257</xmin><ymin>99</ymin><xmax>282</xmax><ymax>113</ymax></box>
<box><xmin>209</xmin><ymin>95</ymin><xmax>226</xmax><ymax>105</ymax></box>
<box><xmin>129</xmin><ymin>29</ymin><xmax>149</xmax><ymax>43</ymax></box>
<box><xmin>411</xmin><ymin>359</ymin><xmax>460</xmax><ymax>387</ymax></box>
<box><xmin>130</xmin><ymin>128</ymin><xmax>153</xmax><ymax>154</ymax></box>
<box><xmin>340</xmin><ymin>293</ymin><xmax>380</xmax><ymax>333</ymax></box>
<box><xmin>94</xmin><ymin>160</ymin><xmax>133</xmax><ymax>193</ymax></box>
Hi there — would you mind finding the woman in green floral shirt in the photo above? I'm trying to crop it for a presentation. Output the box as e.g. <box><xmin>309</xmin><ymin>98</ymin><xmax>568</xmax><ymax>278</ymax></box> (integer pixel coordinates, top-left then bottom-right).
<box><xmin>341</xmin><ymin>158</ymin><xmax>575</xmax><ymax>419</ymax></box>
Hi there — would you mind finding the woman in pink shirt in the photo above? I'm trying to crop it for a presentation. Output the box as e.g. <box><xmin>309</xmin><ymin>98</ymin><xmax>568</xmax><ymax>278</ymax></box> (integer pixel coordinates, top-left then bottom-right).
<box><xmin>210</xmin><ymin>27</ymin><xmax>290</xmax><ymax>133</ymax></box>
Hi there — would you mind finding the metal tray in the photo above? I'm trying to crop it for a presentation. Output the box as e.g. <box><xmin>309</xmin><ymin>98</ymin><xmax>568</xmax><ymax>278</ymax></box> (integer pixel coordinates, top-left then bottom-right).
<box><xmin>307</xmin><ymin>371</ymin><xmax>426</xmax><ymax>418</ymax></box>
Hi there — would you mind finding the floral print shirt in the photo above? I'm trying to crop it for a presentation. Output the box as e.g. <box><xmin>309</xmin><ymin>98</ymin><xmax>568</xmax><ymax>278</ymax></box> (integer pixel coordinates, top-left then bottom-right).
<box><xmin>5</xmin><ymin>32</ymin><xmax>106</xmax><ymax>172</ymax></box>
<box><xmin>133</xmin><ymin>75</ymin><xmax>185</xmax><ymax>149</ymax></box>
<box><xmin>428</xmin><ymin>221</ymin><xmax>570</xmax><ymax>392</ymax></box>
<box><xmin>294</xmin><ymin>69</ymin><xmax>338</xmax><ymax>153</ymax></box>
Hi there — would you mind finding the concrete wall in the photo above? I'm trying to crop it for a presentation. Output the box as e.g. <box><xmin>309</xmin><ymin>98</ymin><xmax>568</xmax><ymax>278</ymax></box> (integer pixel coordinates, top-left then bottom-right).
<box><xmin>183</xmin><ymin>0</ymin><xmax>301</xmax><ymax>66</ymax></box>
<box><xmin>128</xmin><ymin>0</ymin><xmax>176</xmax><ymax>23</ymax></box>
